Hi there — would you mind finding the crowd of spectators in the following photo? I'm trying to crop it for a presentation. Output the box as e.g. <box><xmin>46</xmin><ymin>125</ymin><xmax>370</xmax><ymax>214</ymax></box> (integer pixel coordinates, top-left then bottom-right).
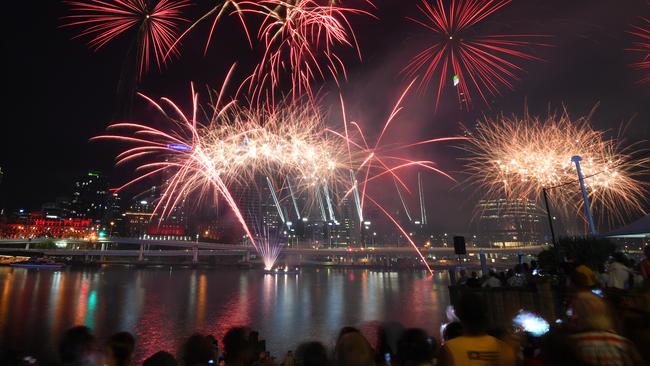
<box><xmin>455</xmin><ymin>246</ymin><xmax>650</xmax><ymax>291</ymax></box>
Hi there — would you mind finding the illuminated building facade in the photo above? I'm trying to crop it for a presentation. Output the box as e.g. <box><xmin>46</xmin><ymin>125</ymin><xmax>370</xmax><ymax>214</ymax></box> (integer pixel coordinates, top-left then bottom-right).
<box><xmin>476</xmin><ymin>198</ymin><xmax>546</xmax><ymax>247</ymax></box>
<box><xmin>123</xmin><ymin>187</ymin><xmax>188</xmax><ymax>239</ymax></box>
<box><xmin>0</xmin><ymin>212</ymin><xmax>93</xmax><ymax>239</ymax></box>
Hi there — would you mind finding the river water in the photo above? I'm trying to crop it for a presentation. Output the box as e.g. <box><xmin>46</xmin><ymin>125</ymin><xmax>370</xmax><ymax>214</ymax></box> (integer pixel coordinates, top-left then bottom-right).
<box><xmin>0</xmin><ymin>266</ymin><xmax>450</xmax><ymax>363</ymax></box>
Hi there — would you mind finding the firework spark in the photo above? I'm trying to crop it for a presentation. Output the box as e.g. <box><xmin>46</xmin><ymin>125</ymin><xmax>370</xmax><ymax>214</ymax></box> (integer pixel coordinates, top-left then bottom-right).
<box><xmin>403</xmin><ymin>0</ymin><xmax>549</xmax><ymax>110</ymax></box>
<box><xmin>254</xmin><ymin>226</ymin><xmax>284</xmax><ymax>270</ymax></box>
<box><xmin>63</xmin><ymin>0</ymin><xmax>190</xmax><ymax>78</ymax></box>
<box><xmin>463</xmin><ymin>109</ymin><xmax>649</xmax><ymax>230</ymax></box>
<box><xmin>626</xmin><ymin>17</ymin><xmax>650</xmax><ymax>84</ymax></box>
<box><xmin>93</xmin><ymin>73</ymin><xmax>463</xmax><ymax>274</ymax></box>
<box><xmin>241</xmin><ymin>0</ymin><xmax>374</xmax><ymax>103</ymax></box>
<box><xmin>164</xmin><ymin>0</ymin><xmax>252</xmax><ymax>58</ymax></box>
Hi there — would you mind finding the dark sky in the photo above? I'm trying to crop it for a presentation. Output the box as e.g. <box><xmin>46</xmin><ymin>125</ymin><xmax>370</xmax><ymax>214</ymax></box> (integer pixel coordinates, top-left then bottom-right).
<box><xmin>2</xmin><ymin>0</ymin><xmax>649</xmax><ymax>232</ymax></box>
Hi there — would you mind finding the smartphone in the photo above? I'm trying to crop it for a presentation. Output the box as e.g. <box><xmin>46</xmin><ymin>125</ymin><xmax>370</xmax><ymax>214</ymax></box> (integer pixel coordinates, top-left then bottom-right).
<box><xmin>513</xmin><ymin>311</ymin><xmax>550</xmax><ymax>337</ymax></box>
<box><xmin>384</xmin><ymin>352</ymin><xmax>391</xmax><ymax>365</ymax></box>
<box><xmin>591</xmin><ymin>288</ymin><xmax>603</xmax><ymax>298</ymax></box>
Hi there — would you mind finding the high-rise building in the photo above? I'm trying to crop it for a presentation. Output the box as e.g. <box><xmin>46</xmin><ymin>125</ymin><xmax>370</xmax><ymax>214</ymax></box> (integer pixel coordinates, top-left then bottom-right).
<box><xmin>476</xmin><ymin>198</ymin><xmax>546</xmax><ymax>247</ymax></box>
<box><xmin>123</xmin><ymin>186</ymin><xmax>188</xmax><ymax>239</ymax></box>
<box><xmin>69</xmin><ymin>171</ymin><xmax>110</xmax><ymax>223</ymax></box>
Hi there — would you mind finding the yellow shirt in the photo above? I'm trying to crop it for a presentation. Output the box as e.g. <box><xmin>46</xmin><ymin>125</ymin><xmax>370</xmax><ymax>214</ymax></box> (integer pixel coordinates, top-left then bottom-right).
<box><xmin>575</xmin><ymin>264</ymin><xmax>597</xmax><ymax>287</ymax></box>
<box><xmin>443</xmin><ymin>335</ymin><xmax>515</xmax><ymax>366</ymax></box>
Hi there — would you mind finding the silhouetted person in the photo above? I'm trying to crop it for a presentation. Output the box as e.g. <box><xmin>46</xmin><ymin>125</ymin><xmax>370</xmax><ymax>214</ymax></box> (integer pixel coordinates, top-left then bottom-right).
<box><xmin>223</xmin><ymin>327</ymin><xmax>254</xmax><ymax>366</ymax></box>
<box><xmin>641</xmin><ymin>245</ymin><xmax>650</xmax><ymax>284</ymax></box>
<box><xmin>465</xmin><ymin>272</ymin><xmax>481</xmax><ymax>288</ymax></box>
<box><xmin>281</xmin><ymin>351</ymin><xmax>294</xmax><ymax>366</ymax></box>
<box><xmin>538</xmin><ymin>329</ymin><xmax>588</xmax><ymax>366</ymax></box>
<box><xmin>206</xmin><ymin>335</ymin><xmax>221</xmax><ymax>362</ymax></box>
<box><xmin>441</xmin><ymin>322</ymin><xmax>462</xmax><ymax>343</ymax></box>
<box><xmin>376</xmin><ymin>322</ymin><xmax>404</xmax><ymax>366</ymax></box>
<box><xmin>335</xmin><ymin>329</ymin><xmax>374</xmax><ymax>366</ymax></box>
<box><xmin>507</xmin><ymin>264</ymin><xmax>527</xmax><ymax>287</ymax></box>
<box><xmin>395</xmin><ymin>328</ymin><xmax>435</xmax><ymax>366</ymax></box>
<box><xmin>143</xmin><ymin>351</ymin><xmax>178</xmax><ymax>366</ymax></box>
<box><xmin>58</xmin><ymin>326</ymin><xmax>96</xmax><ymax>366</ymax></box>
<box><xmin>568</xmin><ymin>292</ymin><xmax>643</xmax><ymax>365</ymax></box>
<box><xmin>572</xmin><ymin>260</ymin><xmax>596</xmax><ymax>288</ymax></box>
<box><xmin>249</xmin><ymin>331</ymin><xmax>264</xmax><ymax>358</ymax></box>
<box><xmin>106</xmin><ymin>332</ymin><xmax>135</xmax><ymax>366</ymax></box>
<box><xmin>481</xmin><ymin>270</ymin><xmax>502</xmax><ymax>288</ymax></box>
<box><xmin>456</xmin><ymin>270</ymin><xmax>468</xmax><ymax>286</ymax></box>
<box><xmin>295</xmin><ymin>342</ymin><xmax>328</xmax><ymax>366</ymax></box>
<box><xmin>438</xmin><ymin>293</ymin><xmax>515</xmax><ymax>366</ymax></box>
<box><xmin>181</xmin><ymin>334</ymin><xmax>217</xmax><ymax>366</ymax></box>
<box><xmin>336</xmin><ymin>327</ymin><xmax>361</xmax><ymax>344</ymax></box>
<box><xmin>607</xmin><ymin>252</ymin><xmax>632</xmax><ymax>289</ymax></box>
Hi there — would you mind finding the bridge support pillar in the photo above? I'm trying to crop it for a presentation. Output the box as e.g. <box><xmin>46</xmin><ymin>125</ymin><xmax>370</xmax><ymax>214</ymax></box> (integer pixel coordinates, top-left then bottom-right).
<box><xmin>244</xmin><ymin>250</ymin><xmax>251</xmax><ymax>262</ymax></box>
<box><xmin>138</xmin><ymin>243</ymin><xmax>144</xmax><ymax>262</ymax></box>
<box><xmin>25</xmin><ymin>242</ymin><xmax>30</xmax><ymax>250</ymax></box>
<box><xmin>192</xmin><ymin>245</ymin><xmax>199</xmax><ymax>265</ymax></box>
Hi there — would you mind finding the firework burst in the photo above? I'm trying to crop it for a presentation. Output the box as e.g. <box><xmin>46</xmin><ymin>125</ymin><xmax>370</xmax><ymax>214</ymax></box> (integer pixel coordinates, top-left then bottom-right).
<box><xmin>93</xmin><ymin>71</ymin><xmax>463</xmax><ymax>274</ymax></box>
<box><xmin>463</xmin><ymin>109</ymin><xmax>649</xmax><ymax>230</ymax></box>
<box><xmin>241</xmin><ymin>0</ymin><xmax>374</xmax><ymax>103</ymax></box>
<box><xmin>626</xmin><ymin>17</ymin><xmax>650</xmax><ymax>84</ymax></box>
<box><xmin>403</xmin><ymin>0</ymin><xmax>549</xmax><ymax>110</ymax></box>
<box><xmin>63</xmin><ymin>0</ymin><xmax>191</xmax><ymax>79</ymax></box>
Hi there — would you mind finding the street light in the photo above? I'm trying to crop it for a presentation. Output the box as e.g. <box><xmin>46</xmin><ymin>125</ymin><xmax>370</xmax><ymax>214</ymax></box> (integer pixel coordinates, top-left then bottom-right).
<box><xmin>571</xmin><ymin>155</ymin><xmax>597</xmax><ymax>236</ymax></box>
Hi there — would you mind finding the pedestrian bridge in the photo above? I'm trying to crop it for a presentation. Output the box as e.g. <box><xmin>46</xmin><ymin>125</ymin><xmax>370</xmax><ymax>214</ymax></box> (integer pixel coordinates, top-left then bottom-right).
<box><xmin>0</xmin><ymin>237</ymin><xmax>548</xmax><ymax>265</ymax></box>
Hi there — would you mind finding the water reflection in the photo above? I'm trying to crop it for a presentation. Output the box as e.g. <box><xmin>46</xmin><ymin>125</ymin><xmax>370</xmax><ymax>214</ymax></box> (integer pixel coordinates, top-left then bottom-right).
<box><xmin>0</xmin><ymin>271</ymin><xmax>14</xmax><ymax>330</ymax></box>
<box><xmin>0</xmin><ymin>267</ymin><xmax>450</xmax><ymax>363</ymax></box>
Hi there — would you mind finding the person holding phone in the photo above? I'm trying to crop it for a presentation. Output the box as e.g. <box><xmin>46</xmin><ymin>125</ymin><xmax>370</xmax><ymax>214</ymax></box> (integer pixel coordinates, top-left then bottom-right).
<box><xmin>438</xmin><ymin>293</ymin><xmax>515</xmax><ymax>366</ymax></box>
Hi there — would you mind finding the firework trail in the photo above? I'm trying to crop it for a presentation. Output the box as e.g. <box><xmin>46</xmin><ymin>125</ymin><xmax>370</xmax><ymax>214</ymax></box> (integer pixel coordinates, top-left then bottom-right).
<box><xmin>462</xmin><ymin>109</ymin><xmax>649</xmax><ymax>231</ymax></box>
<box><xmin>403</xmin><ymin>0</ymin><xmax>549</xmax><ymax>110</ymax></box>
<box><xmin>253</xmin><ymin>225</ymin><xmax>284</xmax><ymax>270</ymax></box>
<box><xmin>164</xmin><ymin>0</ymin><xmax>252</xmax><ymax>58</ymax></box>
<box><xmin>94</xmin><ymin>70</ymin><xmax>463</xmax><ymax>274</ymax></box>
<box><xmin>63</xmin><ymin>0</ymin><xmax>191</xmax><ymax>79</ymax></box>
<box><xmin>240</xmin><ymin>0</ymin><xmax>375</xmax><ymax>103</ymax></box>
<box><xmin>626</xmin><ymin>17</ymin><xmax>650</xmax><ymax>84</ymax></box>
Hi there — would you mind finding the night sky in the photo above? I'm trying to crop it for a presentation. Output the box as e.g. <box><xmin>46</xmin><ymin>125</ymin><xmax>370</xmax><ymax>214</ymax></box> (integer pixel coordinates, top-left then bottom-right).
<box><xmin>2</xmin><ymin>0</ymin><xmax>649</xmax><ymax>232</ymax></box>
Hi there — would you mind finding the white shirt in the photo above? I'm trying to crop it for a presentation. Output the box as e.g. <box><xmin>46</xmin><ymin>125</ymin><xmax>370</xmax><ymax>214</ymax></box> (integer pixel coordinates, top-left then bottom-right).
<box><xmin>482</xmin><ymin>276</ymin><xmax>502</xmax><ymax>288</ymax></box>
<box><xmin>606</xmin><ymin>261</ymin><xmax>631</xmax><ymax>289</ymax></box>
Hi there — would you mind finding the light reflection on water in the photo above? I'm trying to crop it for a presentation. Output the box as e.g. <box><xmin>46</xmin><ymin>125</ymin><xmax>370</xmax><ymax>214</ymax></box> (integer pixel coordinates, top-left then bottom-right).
<box><xmin>0</xmin><ymin>267</ymin><xmax>450</xmax><ymax>363</ymax></box>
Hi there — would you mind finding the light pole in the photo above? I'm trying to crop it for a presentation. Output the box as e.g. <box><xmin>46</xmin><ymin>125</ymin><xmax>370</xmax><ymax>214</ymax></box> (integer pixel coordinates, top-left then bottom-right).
<box><xmin>571</xmin><ymin>155</ymin><xmax>597</xmax><ymax>236</ymax></box>
<box><xmin>542</xmin><ymin>187</ymin><xmax>562</xmax><ymax>264</ymax></box>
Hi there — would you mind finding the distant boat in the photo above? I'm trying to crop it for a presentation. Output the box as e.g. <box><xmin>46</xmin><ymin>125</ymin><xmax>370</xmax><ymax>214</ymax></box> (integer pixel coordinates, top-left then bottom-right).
<box><xmin>11</xmin><ymin>259</ymin><xmax>64</xmax><ymax>269</ymax></box>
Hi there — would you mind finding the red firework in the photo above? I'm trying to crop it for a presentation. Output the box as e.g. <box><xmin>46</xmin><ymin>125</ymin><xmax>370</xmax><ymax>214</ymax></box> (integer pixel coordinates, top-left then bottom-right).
<box><xmin>403</xmin><ymin>0</ymin><xmax>549</xmax><ymax>110</ymax></box>
<box><xmin>627</xmin><ymin>17</ymin><xmax>650</xmax><ymax>84</ymax></box>
<box><xmin>240</xmin><ymin>0</ymin><xmax>374</xmax><ymax>103</ymax></box>
<box><xmin>63</xmin><ymin>0</ymin><xmax>190</xmax><ymax>79</ymax></box>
